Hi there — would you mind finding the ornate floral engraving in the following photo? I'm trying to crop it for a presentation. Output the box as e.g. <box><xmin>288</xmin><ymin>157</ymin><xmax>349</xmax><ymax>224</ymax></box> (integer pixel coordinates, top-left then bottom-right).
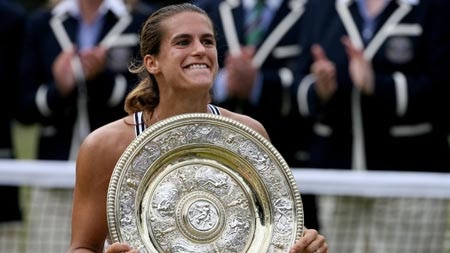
<box><xmin>107</xmin><ymin>114</ymin><xmax>303</xmax><ymax>252</ymax></box>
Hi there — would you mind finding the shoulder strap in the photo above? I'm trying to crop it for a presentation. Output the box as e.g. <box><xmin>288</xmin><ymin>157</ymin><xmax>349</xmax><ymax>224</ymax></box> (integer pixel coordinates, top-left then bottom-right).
<box><xmin>133</xmin><ymin>112</ymin><xmax>146</xmax><ymax>137</ymax></box>
<box><xmin>208</xmin><ymin>104</ymin><xmax>221</xmax><ymax>115</ymax></box>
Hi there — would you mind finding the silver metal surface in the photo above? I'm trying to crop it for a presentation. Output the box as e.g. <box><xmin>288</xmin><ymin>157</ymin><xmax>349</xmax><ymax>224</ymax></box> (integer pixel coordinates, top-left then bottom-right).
<box><xmin>107</xmin><ymin>113</ymin><xmax>303</xmax><ymax>252</ymax></box>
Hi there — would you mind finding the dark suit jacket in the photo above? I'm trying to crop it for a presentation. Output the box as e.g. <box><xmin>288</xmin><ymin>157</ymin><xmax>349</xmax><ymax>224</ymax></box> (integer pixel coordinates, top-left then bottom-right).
<box><xmin>294</xmin><ymin>0</ymin><xmax>450</xmax><ymax>172</ymax></box>
<box><xmin>194</xmin><ymin>0</ymin><xmax>311</xmax><ymax>167</ymax></box>
<box><xmin>18</xmin><ymin>6</ymin><xmax>147</xmax><ymax>160</ymax></box>
<box><xmin>0</xmin><ymin>0</ymin><xmax>26</xmax><ymax>222</ymax></box>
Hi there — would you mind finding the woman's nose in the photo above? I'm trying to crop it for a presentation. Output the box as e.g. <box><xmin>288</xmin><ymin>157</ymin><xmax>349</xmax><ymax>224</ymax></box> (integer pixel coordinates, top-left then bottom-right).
<box><xmin>192</xmin><ymin>40</ymin><xmax>206</xmax><ymax>55</ymax></box>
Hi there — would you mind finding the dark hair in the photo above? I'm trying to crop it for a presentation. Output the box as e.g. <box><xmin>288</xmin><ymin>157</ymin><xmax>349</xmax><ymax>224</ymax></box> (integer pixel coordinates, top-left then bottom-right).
<box><xmin>124</xmin><ymin>3</ymin><xmax>211</xmax><ymax>114</ymax></box>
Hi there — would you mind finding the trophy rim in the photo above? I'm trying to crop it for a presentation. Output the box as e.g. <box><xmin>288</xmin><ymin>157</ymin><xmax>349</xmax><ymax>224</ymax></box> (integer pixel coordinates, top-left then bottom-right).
<box><xmin>107</xmin><ymin>113</ymin><xmax>303</xmax><ymax>252</ymax></box>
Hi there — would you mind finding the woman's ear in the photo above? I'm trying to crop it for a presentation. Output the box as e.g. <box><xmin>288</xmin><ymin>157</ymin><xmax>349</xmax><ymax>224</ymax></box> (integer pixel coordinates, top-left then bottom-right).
<box><xmin>144</xmin><ymin>54</ymin><xmax>160</xmax><ymax>74</ymax></box>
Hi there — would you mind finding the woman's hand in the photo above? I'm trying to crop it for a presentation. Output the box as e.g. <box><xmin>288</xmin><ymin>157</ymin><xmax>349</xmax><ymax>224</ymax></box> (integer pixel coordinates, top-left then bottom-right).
<box><xmin>105</xmin><ymin>242</ymin><xmax>138</xmax><ymax>253</ymax></box>
<box><xmin>289</xmin><ymin>228</ymin><xmax>329</xmax><ymax>253</ymax></box>
<box><xmin>105</xmin><ymin>229</ymin><xmax>328</xmax><ymax>253</ymax></box>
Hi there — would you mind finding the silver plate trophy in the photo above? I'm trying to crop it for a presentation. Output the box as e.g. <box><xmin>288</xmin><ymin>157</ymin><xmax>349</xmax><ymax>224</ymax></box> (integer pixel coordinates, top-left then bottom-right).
<box><xmin>107</xmin><ymin>113</ymin><xmax>303</xmax><ymax>252</ymax></box>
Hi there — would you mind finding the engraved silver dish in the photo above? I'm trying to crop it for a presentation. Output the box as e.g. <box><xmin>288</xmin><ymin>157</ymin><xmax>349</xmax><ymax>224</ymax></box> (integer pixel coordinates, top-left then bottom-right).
<box><xmin>107</xmin><ymin>113</ymin><xmax>303</xmax><ymax>252</ymax></box>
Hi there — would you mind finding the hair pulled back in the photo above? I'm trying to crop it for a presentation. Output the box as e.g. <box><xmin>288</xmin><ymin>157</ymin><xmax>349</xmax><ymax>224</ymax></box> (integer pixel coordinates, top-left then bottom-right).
<box><xmin>124</xmin><ymin>3</ymin><xmax>209</xmax><ymax>114</ymax></box>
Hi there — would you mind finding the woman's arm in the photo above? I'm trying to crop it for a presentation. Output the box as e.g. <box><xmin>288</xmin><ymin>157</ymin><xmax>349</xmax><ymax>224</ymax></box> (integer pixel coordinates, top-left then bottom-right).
<box><xmin>68</xmin><ymin>120</ymin><xmax>134</xmax><ymax>253</ymax></box>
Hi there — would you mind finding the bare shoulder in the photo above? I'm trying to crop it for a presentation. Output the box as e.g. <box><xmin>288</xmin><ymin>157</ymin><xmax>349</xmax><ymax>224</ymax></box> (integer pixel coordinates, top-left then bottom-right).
<box><xmin>82</xmin><ymin>117</ymin><xmax>134</xmax><ymax>154</ymax></box>
<box><xmin>218</xmin><ymin>107</ymin><xmax>270</xmax><ymax>141</ymax></box>
<box><xmin>77</xmin><ymin>116</ymin><xmax>136</xmax><ymax>178</ymax></box>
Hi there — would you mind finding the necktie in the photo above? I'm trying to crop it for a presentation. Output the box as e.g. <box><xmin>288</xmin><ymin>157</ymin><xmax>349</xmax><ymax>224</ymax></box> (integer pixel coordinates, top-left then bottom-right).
<box><xmin>245</xmin><ymin>0</ymin><xmax>266</xmax><ymax>45</ymax></box>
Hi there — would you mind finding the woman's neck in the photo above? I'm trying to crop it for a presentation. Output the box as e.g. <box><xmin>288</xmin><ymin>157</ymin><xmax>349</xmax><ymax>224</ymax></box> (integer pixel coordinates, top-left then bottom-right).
<box><xmin>158</xmin><ymin>98</ymin><xmax>210</xmax><ymax>119</ymax></box>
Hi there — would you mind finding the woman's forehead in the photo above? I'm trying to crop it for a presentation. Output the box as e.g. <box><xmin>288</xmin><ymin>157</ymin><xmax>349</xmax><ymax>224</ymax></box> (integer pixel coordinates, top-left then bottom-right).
<box><xmin>162</xmin><ymin>11</ymin><xmax>213</xmax><ymax>34</ymax></box>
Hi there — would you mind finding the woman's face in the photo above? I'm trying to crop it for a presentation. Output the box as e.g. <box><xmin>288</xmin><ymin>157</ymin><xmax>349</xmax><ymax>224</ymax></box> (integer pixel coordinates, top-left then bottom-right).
<box><xmin>146</xmin><ymin>12</ymin><xmax>218</xmax><ymax>93</ymax></box>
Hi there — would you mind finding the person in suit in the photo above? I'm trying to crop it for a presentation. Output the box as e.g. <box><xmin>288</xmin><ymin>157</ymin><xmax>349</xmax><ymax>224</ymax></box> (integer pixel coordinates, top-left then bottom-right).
<box><xmin>67</xmin><ymin>3</ymin><xmax>329</xmax><ymax>253</ymax></box>
<box><xmin>293</xmin><ymin>0</ymin><xmax>450</xmax><ymax>252</ymax></box>
<box><xmin>193</xmin><ymin>0</ymin><xmax>319</xmax><ymax>231</ymax></box>
<box><xmin>16</xmin><ymin>0</ymin><xmax>149</xmax><ymax>252</ymax></box>
<box><xmin>0</xmin><ymin>1</ymin><xmax>26</xmax><ymax>252</ymax></box>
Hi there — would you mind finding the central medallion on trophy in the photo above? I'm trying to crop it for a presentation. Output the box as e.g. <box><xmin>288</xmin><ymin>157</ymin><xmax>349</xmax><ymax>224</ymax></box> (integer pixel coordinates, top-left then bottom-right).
<box><xmin>177</xmin><ymin>192</ymin><xmax>225</xmax><ymax>242</ymax></box>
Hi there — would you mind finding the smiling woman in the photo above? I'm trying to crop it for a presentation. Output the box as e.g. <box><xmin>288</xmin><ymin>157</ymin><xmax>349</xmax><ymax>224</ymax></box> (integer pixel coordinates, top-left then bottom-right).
<box><xmin>66</xmin><ymin>3</ymin><xmax>328</xmax><ymax>253</ymax></box>
<box><xmin>142</xmin><ymin>11</ymin><xmax>218</xmax><ymax>97</ymax></box>
<box><xmin>124</xmin><ymin>4</ymin><xmax>219</xmax><ymax>123</ymax></box>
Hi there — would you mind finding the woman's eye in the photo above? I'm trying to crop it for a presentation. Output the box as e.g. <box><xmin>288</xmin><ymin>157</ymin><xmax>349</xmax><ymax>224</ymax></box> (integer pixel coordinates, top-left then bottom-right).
<box><xmin>176</xmin><ymin>40</ymin><xmax>189</xmax><ymax>46</ymax></box>
<box><xmin>203</xmin><ymin>39</ymin><xmax>215</xmax><ymax>46</ymax></box>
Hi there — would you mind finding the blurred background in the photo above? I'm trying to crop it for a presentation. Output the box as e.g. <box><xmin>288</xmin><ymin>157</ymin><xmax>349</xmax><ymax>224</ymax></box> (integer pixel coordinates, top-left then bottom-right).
<box><xmin>2</xmin><ymin>0</ymin><xmax>450</xmax><ymax>252</ymax></box>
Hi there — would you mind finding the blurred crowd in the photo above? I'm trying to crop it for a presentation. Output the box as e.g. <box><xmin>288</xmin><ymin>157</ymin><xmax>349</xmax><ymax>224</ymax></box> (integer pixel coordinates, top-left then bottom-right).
<box><xmin>1</xmin><ymin>0</ymin><xmax>449</xmax><ymax>252</ymax></box>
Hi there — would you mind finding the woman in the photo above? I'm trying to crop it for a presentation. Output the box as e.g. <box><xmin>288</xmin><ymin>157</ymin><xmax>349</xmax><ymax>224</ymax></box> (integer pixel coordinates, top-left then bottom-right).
<box><xmin>67</xmin><ymin>4</ymin><xmax>328</xmax><ymax>253</ymax></box>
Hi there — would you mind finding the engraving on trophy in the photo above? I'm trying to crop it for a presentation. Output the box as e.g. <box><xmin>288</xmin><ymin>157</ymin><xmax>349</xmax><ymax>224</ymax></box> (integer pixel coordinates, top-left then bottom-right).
<box><xmin>152</xmin><ymin>182</ymin><xmax>179</xmax><ymax>218</ymax></box>
<box><xmin>174</xmin><ymin>187</ymin><xmax>226</xmax><ymax>244</ymax></box>
<box><xmin>186</xmin><ymin>124</ymin><xmax>221</xmax><ymax>143</ymax></box>
<box><xmin>119</xmin><ymin>188</ymin><xmax>138</xmax><ymax>241</ymax></box>
<box><xmin>226</xmin><ymin>197</ymin><xmax>248</xmax><ymax>209</ymax></box>
<box><xmin>273</xmin><ymin>198</ymin><xmax>293</xmax><ymax>234</ymax></box>
<box><xmin>238</xmin><ymin>140</ymin><xmax>271</xmax><ymax>173</ymax></box>
<box><xmin>107</xmin><ymin>114</ymin><xmax>303</xmax><ymax>252</ymax></box>
<box><xmin>196</xmin><ymin>166</ymin><xmax>231</xmax><ymax>196</ymax></box>
<box><xmin>187</xmin><ymin>200</ymin><xmax>219</xmax><ymax>231</ymax></box>
<box><xmin>145</xmin><ymin>164</ymin><xmax>254</xmax><ymax>251</ymax></box>
<box><xmin>223</xmin><ymin>133</ymin><xmax>244</xmax><ymax>152</ymax></box>
<box><xmin>157</xmin><ymin>130</ymin><xmax>187</xmax><ymax>153</ymax></box>
<box><xmin>171</xmin><ymin>241</ymin><xmax>199</xmax><ymax>253</ymax></box>
<box><xmin>225</xmin><ymin>214</ymin><xmax>251</xmax><ymax>251</ymax></box>
<box><xmin>133</xmin><ymin>142</ymin><xmax>161</xmax><ymax>174</ymax></box>
<box><xmin>229</xmin><ymin>215</ymin><xmax>250</xmax><ymax>234</ymax></box>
